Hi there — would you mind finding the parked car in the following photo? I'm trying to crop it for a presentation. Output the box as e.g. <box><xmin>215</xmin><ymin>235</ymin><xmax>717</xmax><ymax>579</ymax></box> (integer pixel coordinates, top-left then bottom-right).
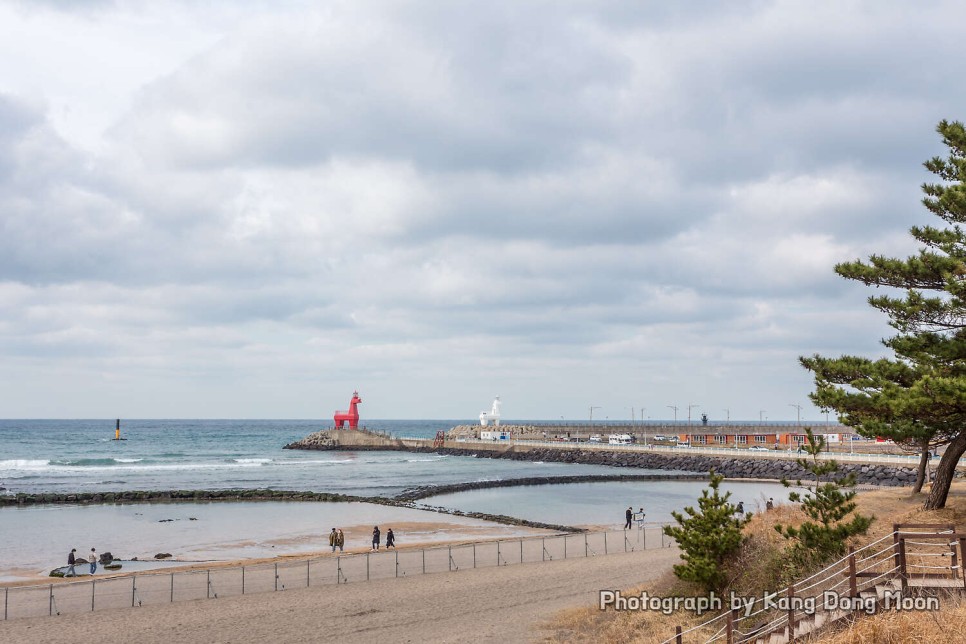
<box><xmin>748</xmin><ymin>446</ymin><xmax>769</xmax><ymax>451</ymax></box>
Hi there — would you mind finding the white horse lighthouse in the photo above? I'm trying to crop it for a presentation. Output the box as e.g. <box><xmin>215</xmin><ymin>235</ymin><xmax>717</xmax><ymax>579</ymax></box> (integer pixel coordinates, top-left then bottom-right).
<box><xmin>479</xmin><ymin>396</ymin><xmax>502</xmax><ymax>427</ymax></box>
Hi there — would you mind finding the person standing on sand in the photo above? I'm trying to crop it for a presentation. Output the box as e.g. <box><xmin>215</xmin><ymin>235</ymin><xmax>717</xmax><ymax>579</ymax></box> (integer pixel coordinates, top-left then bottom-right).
<box><xmin>329</xmin><ymin>528</ymin><xmax>338</xmax><ymax>552</ymax></box>
<box><xmin>625</xmin><ymin>506</ymin><xmax>633</xmax><ymax>529</ymax></box>
<box><xmin>386</xmin><ymin>528</ymin><xmax>395</xmax><ymax>549</ymax></box>
<box><xmin>89</xmin><ymin>548</ymin><xmax>97</xmax><ymax>575</ymax></box>
<box><xmin>65</xmin><ymin>548</ymin><xmax>76</xmax><ymax>577</ymax></box>
<box><xmin>336</xmin><ymin>529</ymin><xmax>344</xmax><ymax>552</ymax></box>
<box><xmin>372</xmin><ymin>526</ymin><xmax>381</xmax><ymax>551</ymax></box>
<box><xmin>766</xmin><ymin>498</ymin><xmax>774</xmax><ymax>511</ymax></box>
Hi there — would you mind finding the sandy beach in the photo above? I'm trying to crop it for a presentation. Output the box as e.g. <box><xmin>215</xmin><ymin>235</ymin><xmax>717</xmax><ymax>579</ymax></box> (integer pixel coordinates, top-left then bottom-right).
<box><xmin>0</xmin><ymin>545</ymin><xmax>680</xmax><ymax>643</ymax></box>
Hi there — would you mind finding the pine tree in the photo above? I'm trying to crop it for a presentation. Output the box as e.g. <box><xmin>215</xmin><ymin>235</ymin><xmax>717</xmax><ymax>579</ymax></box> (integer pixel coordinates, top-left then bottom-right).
<box><xmin>775</xmin><ymin>429</ymin><xmax>873</xmax><ymax>563</ymax></box>
<box><xmin>663</xmin><ymin>470</ymin><xmax>751</xmax><ymax>593</ymax></box>
<box><xmin>801</xmin><ymin>120</ymin><xmax>966</xmax><ymax>509</ymax></box>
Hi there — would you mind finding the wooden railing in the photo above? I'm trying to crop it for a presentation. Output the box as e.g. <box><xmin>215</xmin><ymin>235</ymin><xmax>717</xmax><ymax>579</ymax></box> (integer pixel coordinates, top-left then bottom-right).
<box><xmin>665</xmin><ymin>523</ymin><xmax>965</xmax><ymax>644</ymax></box>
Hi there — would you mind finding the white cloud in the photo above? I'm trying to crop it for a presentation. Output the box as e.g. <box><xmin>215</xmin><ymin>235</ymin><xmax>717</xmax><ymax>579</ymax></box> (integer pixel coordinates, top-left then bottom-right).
<box><xmin>0</xmin><ymin>0</ymin><xmax>964</xmax><ymax>418</ymax></box>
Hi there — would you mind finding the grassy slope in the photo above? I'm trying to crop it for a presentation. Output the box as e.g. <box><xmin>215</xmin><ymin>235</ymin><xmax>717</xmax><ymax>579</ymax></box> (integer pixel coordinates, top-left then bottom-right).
<box><xmin>541</xmin><ymin>482</ymin><xmax>966</xmax><ymax>643</ymax></box>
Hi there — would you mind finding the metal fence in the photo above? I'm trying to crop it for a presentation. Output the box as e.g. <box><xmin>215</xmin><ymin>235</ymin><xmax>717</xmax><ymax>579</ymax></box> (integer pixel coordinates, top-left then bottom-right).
<box><xmin>2</xmin><ymin>525</ymin><xmax>675</xmax><ymax>621</ymax></box>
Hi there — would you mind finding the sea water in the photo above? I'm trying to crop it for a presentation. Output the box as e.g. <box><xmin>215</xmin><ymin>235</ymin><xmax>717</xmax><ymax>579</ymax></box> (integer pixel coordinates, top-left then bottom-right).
<box><xmin>0</xmin><ymin>419</ymin><xmax>644</xmax><ymax>496</ymax></box>
<box><xmin>0</xmin><ymin>420</ymin><xmax>791</xmax><ymax>582</ymax></box>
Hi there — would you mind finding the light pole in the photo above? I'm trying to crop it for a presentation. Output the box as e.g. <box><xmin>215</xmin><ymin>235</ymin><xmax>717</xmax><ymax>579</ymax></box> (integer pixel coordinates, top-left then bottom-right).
<box><xmin>667</xmin><ymin>405</ymin><xmax>678</xmax><ymax>423</ymax></box>
<box><xmin>723</xmin><ymin>408</ymin><xmax>730</xmax><ymax>423</ymax></box>
<box><xmin>589</xmin><ymin>406</ymin><xmax>601</xmax><ymax>426</ymax></box>
<box><xmin>759</xmin><ymin>410</ymin><xmax>766</xmax><ymax>426</ymax></box>
<box><xmin>789</xmin><ymin>403</ymin><xmax>802</xmax><ymax>427</ymax></box>
<box><xmin>687</xmin><ymin>403</ymin><xmax>700</xmax><ymax>428</ymax></box>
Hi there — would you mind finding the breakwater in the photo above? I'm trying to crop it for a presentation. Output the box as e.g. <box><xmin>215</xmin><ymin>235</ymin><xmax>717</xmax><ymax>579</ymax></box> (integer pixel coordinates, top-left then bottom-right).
<box><xmin>0</xmin><ymin>487</ymin><xmax>583</xmax><ymax>533</ymax></box>
<box><xmin>395</xmin><ymin>472</ymin><xmax>707</xmax><ymax>501</ymax></box>
<box><xmin>285</xmin><ymin>429</ymin><xmax>929</xmax><ymax>487</ymax></box>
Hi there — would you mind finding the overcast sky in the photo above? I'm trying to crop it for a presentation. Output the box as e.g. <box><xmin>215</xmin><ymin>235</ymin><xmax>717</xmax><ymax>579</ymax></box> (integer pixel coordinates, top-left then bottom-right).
<box><xmin>1</xmin><ymin>1</ymin><xmax>964</xmax><ymax>421</ymax></box>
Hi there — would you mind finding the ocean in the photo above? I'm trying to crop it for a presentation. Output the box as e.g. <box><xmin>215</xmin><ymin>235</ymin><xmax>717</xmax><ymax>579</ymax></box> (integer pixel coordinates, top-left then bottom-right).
<box><xmin>0</xmin><ymin>419</ymin><xmax>639</xmax><ymax>496</ymax></box>
<box><xmin>0</xmin><ymin>419</ymin><xmax>792</xmax><ymax>582</ymax></box>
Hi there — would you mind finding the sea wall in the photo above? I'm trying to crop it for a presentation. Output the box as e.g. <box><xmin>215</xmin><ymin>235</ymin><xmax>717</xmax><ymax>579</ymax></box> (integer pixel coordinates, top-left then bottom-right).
<box><xmin>284</xmin><ymin>430</ymin><xmax>934</xmax><ymax>487</ymax></box>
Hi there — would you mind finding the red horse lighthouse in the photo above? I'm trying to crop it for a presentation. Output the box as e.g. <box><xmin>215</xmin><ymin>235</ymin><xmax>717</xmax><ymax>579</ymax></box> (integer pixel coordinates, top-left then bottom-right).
<box><xmin>334</xmin><ymin>391</ymin><xmax>363</xmax><ymax>429</ymax></box>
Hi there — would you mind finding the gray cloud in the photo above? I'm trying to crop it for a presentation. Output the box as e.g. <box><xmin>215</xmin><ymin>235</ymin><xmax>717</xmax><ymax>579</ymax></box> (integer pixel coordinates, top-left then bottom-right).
<box><xmin>1</xmin><ymin>1</ymin><xmax>964</xmax><ymax>418</ymax></box>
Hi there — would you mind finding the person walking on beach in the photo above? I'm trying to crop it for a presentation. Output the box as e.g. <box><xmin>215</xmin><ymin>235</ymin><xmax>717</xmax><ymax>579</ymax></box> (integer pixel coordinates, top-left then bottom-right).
<box><xmin>329</xmin><ymin>528</ymin><xmax>338</xmax><ymax>552</ymax></box>
<box><xmin>65</xmin><ymin>548</ymin><xmax>76</xmax><ymax>577</ymax></box>
<box><xmin>386</xmin><ymin>528</ymin><xmax>395</xmax><ymax>549</ymax></box>
<box><xmin>372</xmin><ymin>526</ymin><xmax>381</xmax><ymax>551</ymax></box>
<box><xmin>89</xmin><ymin>548</ymin><xmax>97</xmax><ymax>575</ymax></box>
<box><xmin>624</xmin><ymin>506</ymin><xmax>633</xmax><ymax>529</ymax></box>
<box><xmin>336</xmin><ymin>529</ymin><xmax>344</xmax><ymax>552</ymax></box>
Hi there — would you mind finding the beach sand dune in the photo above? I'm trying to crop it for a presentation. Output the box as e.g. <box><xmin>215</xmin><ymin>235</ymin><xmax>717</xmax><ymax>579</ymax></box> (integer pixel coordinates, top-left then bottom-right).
<box><xmin>0</xmin><ymin>546</ymin><xmax>679</xmax><ymax>643</ymax></box>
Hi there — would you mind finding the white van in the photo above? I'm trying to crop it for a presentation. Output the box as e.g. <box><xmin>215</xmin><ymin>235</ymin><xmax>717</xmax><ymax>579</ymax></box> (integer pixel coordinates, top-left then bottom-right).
<box><xmin>608</xmin><ymin>434</ymin><xmax>634</xmax><ymax>445</ymax></box>
<box><xmin>588</xmin><ymin>434</ymin><xmax>602</xmax><ymax>443</ymax></box>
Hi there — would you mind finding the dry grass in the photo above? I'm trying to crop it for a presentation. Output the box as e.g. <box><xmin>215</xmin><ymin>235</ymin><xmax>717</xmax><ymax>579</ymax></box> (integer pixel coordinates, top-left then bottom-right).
<box><xmin>806</xmin><ymin>595</ymin><xmax>966</xmax><ymax>643</ymax></box>
<box><xmin>541</xmin><ymin>482</ymin><xmax>966</xmax><ymax>644</ymax></box>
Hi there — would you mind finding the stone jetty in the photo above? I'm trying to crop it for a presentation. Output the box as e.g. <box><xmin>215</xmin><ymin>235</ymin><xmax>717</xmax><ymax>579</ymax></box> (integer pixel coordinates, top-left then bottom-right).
<box><xmin>283</xmin><ymin>428</ymin><xmax>943</xmax><ymax>487</ymax></box>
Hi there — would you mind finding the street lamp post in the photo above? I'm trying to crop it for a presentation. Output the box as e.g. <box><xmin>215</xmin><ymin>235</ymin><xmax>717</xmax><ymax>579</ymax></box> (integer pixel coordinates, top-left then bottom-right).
<box><xmin>640</xmin><ymin>407</ymin><xmax>647</xmax><ymax>446</ymax></box>
<box><xmin>589</xmin><ymin>406</ymin><xmax>601</xmax><ymax>426</ymax></box>
<box><xmin>688</xmin><ymin>403</ymin><xmax>700</xmax><ymax>428</ymax></box>
<box><xmin>759</xmin><ymin>410</ymin><xmax>766</xmax><ymax>426</ymax></box>
<box><xmin>789</xmin><ymin>403</ymin><xmax>803</xmax><ymax>427</ymax></box>
<box><xmin>723</xmin><ymin>408</ymin><xmax>730</xmax><ymax>423</ymax></box>
<box><xmin>667</xmin><ymin>405</ymin><xmax>678</xmax><ymax>423</ymax></box>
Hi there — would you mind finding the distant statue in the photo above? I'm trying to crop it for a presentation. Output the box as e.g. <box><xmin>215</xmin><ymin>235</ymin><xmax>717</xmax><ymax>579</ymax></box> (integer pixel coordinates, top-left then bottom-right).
<box><xmin>480</xmin><ymin>396</ymin><xmax>502</xmax><ymax>427</ymax></box>
<box><xmin>701</xmin><ymin>413</ymin><xmax>708</xmax><ymax>426</ymax></box>
<box><xmin>334</xmin><ymin>391</ymin><xmax>363</xmax><ymax>429</ymax></box>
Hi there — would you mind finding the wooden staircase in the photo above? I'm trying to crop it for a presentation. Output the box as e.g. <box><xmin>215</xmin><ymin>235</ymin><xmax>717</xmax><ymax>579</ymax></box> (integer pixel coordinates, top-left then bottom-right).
<box><xmin>667</xmin><ymin>524</ymin><xmax>966</xmax><ymax>644</ymax></box>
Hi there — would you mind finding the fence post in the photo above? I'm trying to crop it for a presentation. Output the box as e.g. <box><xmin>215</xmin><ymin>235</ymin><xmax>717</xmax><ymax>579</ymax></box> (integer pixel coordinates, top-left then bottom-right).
<box><xmin>543</xmin><ymin>537</ymin><xmax>547</xmax><ymax>561</ymax></box>
<box><xmin>675</xmin><ymin>625</ymin><xmax>682</xmax><ymax>644</ymax></box>
<box><xmin>5</xmin><ymin>586</ymin><xmax>7</xmax><ymax>621</ymax></box>
<box><xmin>307</xmin><ymin>560</ymin><xmax>311</xmax><ymax>587</ymax></box>
<box><xmin>520</xmin><ymin>539</ymin><xmax>523</xmax><ymax>563</ymax></box>
<box><xmin>897</xmin><ymin>537</ymin><xmax>908</xmax><ymax>593</ymax></box>
<box><xmin>892</xmin><ymin>523</ymin><xmax>901</xmax><ymax>584</ymax></box>
<box><xmin>473</xmin><ymin>543</ymin><xmax>477</xmax><ymax>568</ymax></box>
<box><xmin>848</xmin><ymin>546</ymin><xmax>857</xmax><ymax>597</ymax></box>
<box><xmin>498</xmin><ymin>542</ymin><xmax>501</xmax><ymax>565</ymax></box>
<box><xmin>242</xmin><ymin>566</ymin><xmax>246</xmax><ymax>594</ymax></box>
<box><xmin>422</xmin><ymin>549</ymin><xmax>425</xmax><ymax>575</ymax></box>
<box><xmin>787</xmin><ymin>583</ymin><xmax>795</xmax><ymax>639</ymax></box>
<box><xmin>448</xmin><ymin>547</ymin><xmax>452</xmax><ymax>572</ymax></box>
<box><xmin>604</xmin><ymin>532</ymin><xmax>607</xmax><ymax>555</ymax></box>
<box><xmin>395</xmin><ymin>551</ymin><xmax>399</xmax><ymax>578</ymax></box>
<box><xmin>367</xmin><ymin>553</ymin><xmax>370</xmax><ymax>581</ymax></box>
<box><xmin>960</xmin><ymin>538</ymin><xmax>966</xmax><ymax>590</ymax></box>
<box><xmin>49</xmin><ymin>584</ymin><xmax>53</xmax><ymax>616</ymax></box>
<box><xmin>132</xmin><ymin>576</ymin><xmax>136</xmax><ymax>608</ymax></box>
<box><xmin>564</xmin><ymin>535</ymin><xmax>567</xmax><ymax>559</ymax></box>
<box><xmin>91</xmin><ymin>579</ymin><xmax>95</xmax><ymax>612</ymax></box>
<box><xmin>726</xmin><ymin>607</ymin><xmax>734</xmax><ymax>644</ymax></box>
<box><xmin>171</xmin><ymin>573</ymin><xmax>174</xmax><ymax>602</ymax></box>
<box><xmin>207</xmin><ymin>570</ymin><xmax>211</xmax><ymax>599</ymax></box>
<box><xmin>585</xmin><ymin>534</ymin><xmax>588</xmax><ymax>557</ymax></box>
<box><xmin>275</xmin><ymin>563</ymin><xmax>278</xmax><ymax>591</ymax></box>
